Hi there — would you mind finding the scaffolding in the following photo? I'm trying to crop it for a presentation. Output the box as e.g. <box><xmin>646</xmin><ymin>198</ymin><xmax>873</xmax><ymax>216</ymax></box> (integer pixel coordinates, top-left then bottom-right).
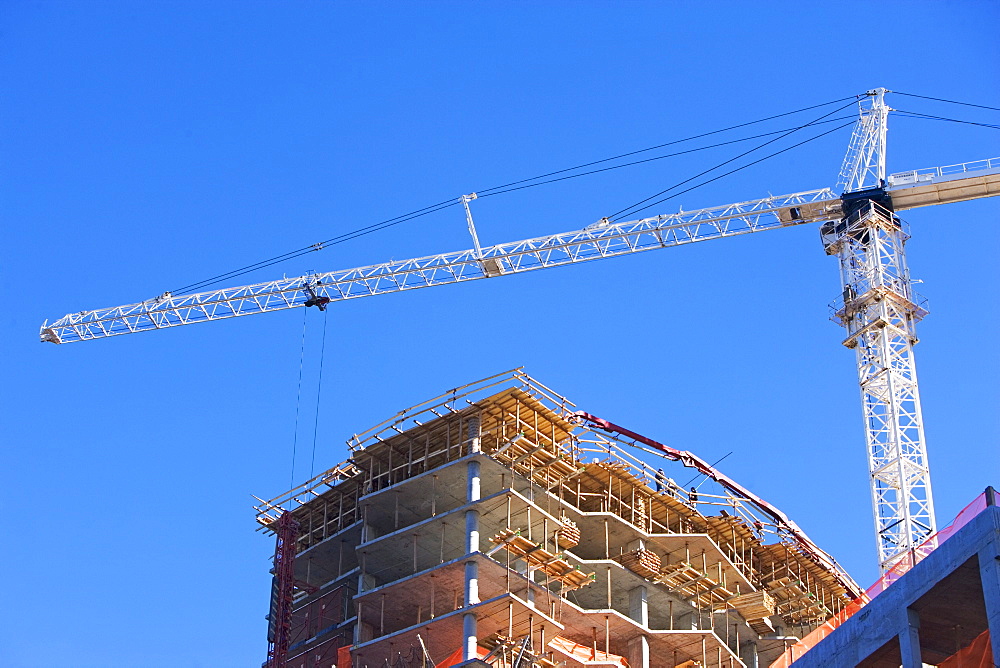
<box><xmin>255</xmin><ymin>369</ymin><xmax>861</xmax><ymax>668</ymax></box>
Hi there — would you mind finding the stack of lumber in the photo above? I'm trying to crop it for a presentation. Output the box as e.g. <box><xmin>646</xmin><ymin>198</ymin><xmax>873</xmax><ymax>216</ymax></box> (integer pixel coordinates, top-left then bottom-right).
<box><xmin>655</xmin><ymin>562</ymin><xmax>735</xmax><ymax>608</ymax></box>
<box><xmin>730</xmin><ymin>591</ymin><xmax>776</xmax><ymax>619</ymax></box>
<box><xmin>765</xmin><ymin>576</ymin><xmax>832</xmax><ymax>624</ymax></box>
<box><xmin>634</xmin><ymin>496</ymin><xmax>648</xmax><ymax>526</ymax></box>
<box><xmin>490</xmin><ymin>528</ymin><xmax>594</xmax><ymax>590</ymax></box>
<box><xmin>555</xmin><ymin>517</ymin><xmax>580</xmax><ymax>550</ymax></box>
<box><xmin>615</xmin><ymin>547</ymin><xmax>661</xmax><ymax>578</ymax></box>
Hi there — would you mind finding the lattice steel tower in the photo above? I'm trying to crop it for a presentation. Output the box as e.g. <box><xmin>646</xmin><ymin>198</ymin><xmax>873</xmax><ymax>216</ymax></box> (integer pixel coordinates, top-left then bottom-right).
<box><xmin>824</xmin><ymin>88</ymin><xmax>936</xmax><ymax>572</ymax></box>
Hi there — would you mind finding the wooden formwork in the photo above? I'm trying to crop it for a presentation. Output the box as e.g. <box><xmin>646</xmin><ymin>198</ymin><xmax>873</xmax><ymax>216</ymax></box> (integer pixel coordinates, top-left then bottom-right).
<box><xmin>256</xmin><ymin>375</ymin><xmax>856</xmax><ymax>655</ymax></box>
<box><xmin>489</xmin><ymin>528</ymin><xmax>595</xmax><ymax>591</ymax></box>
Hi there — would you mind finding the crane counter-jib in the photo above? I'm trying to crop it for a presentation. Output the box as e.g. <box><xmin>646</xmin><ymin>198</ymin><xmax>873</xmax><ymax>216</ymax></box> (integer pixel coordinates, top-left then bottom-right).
<box><xmin>40</xmin><ymin>188</ymin><xmax>843</xmax><ymax>344</ymax></box>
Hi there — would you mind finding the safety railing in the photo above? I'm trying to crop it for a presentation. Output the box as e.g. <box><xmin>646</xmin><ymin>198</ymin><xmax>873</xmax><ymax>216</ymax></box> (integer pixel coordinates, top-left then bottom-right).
<box><xmin>888</xmin><ymin>157</ymin><xmax>1000</xmax><ymax>186</ymax></box>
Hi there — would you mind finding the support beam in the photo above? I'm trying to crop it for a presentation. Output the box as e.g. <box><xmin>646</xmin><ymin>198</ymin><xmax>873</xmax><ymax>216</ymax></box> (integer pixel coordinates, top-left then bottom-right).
<box><xmin>627</xmin><ymin>635</ymin><xmax>650</xmax><ymax>668</ymax></box>
<box><xmin>628</xmin><ymin>585</ymin><xmax>649</xmax><ymax>627</ymax></box>
<box><xmin>740</xmin><ymin>640</ymin><xmax>759</xmax><ymax>668</ymax></box>
<box><xmin>978</xmin><ymin>544</ymin><xmax>1000</xmax><ymax>664</ymax></box>
<box><xmin>899</xmin><ymin>608</ymin><xmax>922</xmax><ymax>668</ymax></box>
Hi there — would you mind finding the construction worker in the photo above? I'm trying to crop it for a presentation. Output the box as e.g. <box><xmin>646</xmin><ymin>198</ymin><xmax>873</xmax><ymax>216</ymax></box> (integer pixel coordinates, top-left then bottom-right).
<box><xmin>655</xmin><ymin>468</ymin><xmax>667</xmax><ymax>493</ymax></box>
<box><xmin>689</xmin><ymin>487</ymin><xmax>699</xmax><ymax>503</ymax></box>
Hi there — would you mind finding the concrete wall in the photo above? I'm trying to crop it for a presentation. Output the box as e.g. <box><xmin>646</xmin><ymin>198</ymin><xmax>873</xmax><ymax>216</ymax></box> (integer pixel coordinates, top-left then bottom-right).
<box><xmin>791</xmin><ymin>503</ymin><xmax>1000</xmax><ymax>667</ymax></box>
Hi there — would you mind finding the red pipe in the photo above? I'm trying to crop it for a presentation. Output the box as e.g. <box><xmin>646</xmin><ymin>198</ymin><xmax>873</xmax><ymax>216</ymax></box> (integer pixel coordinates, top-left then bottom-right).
<box><xmin>570</xmin><ymin>410</ymin><xmax>861</xmax><ymax>598</ymax></box>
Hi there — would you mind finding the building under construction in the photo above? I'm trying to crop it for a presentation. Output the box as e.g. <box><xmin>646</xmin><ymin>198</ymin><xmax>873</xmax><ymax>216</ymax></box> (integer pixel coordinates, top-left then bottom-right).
<box><xmin>254</xmin><ymin>370</ymin><xmax>863</xmax><ymax>668</ymax></box>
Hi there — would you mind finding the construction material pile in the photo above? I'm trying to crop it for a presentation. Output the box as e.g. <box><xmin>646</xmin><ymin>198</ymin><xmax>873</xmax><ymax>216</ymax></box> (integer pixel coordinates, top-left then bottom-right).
<box><xmin>555</xmin><ymin>517</ymin><xmax>580</xmax><ymax>550</ymax></box>
<box><xmin>490</xmin><ymin>528</ymin><xmax>594</xmax><ymax>590</ymax></box>
<box><xmin>615</xmin><ymin>547</ymin><xmax>661</xmax><ymax>579</ymax></box>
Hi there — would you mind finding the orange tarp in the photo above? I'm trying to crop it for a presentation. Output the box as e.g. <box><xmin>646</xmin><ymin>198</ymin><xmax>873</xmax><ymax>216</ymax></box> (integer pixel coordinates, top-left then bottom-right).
<box><xmin>769</xmin><ymin>491</ymin><xmax>990</xmax><ymax>668</ymax></box>
<box><xmin>548</xmin><ymin>635</ymin><xmax>630</xmax><ymax>667</ymax></box>
<box><xmin>767</xmin><ymin>599</ymin><xmax>866</xmax><ymax>668</ymax></box>
<box><xmin>435</xmin><ymin>646</ymin><xmax>490</xmax><ymax>667</ymax></box>
<box><xmin>939</xmin><ymin>629</ymin><xmax>993</xmax><ymax>668</ymax></box>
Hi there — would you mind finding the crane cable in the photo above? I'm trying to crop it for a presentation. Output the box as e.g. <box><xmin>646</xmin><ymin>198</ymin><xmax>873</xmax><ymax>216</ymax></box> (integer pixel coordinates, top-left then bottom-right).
<box><xmin>289</xmin><ymin>306</ymin><xmax>309</xmax><ymax>492</ymax></box>
<box><xmin>173</xmin><ymin>197</ymin><xmax>461</xmax><ymax>295</ymax></box>
<box><xmin>309</xmin><ymin>310</ymin><xmax>329</xmax><ymax>480</ymax></box>
<box><xmin>612</xmin><ymin>120</ymin><xmax>856</xmax><ymax>220</ymax></box>
<box><xmin>287</xmin><ymin>306</ymin><xmax>331</xmax><ymax>488</ymax></box>
<box><xmin>474</xmin><ymin>116</ymin><xmax>856</xmax><ymax>200</ymax></box>
<box><xmin>170</xmin><ymin>96</ymin><xmax>860</xmax><ymax>295</ymax></box>
<box><xmin>892</xmin><ymin>91</ymin><xmax>1000</xmax><ymax>113</ymax></box>
<box><xmin>608</xmin><ymin>99</ymin><xmax>859</xmax><ymax>221</ymax></box>
<box><xmin>171</xmin><ymin>92</ymin><xmax>997</xmax><ymax>295</ymax></box>
<box><xmin>892</xmin><ymin>110</ymin><xmax>1000</xmax><ymax>130</ymax></box>
<box><xmin>172</xmin><ymin>116</ymin><xmax>857</xmax><ymax>296</ymax></box>
<box><xmin>473</xmin><ymin>97</ymin><xmax>858</xmax><ymax>196</ymax></box>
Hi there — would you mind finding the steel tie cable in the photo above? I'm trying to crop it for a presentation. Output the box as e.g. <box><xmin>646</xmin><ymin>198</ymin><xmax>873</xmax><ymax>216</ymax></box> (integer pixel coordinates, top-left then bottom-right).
<box><xmin>892</xmin><ymin>109</ymin><xmax>1000</xmax><ymax>130</ymax></box>
<box><xmin>170</xmin><ymin>96</ymin><xmax>860</xmax><ymax>294</ymax></box>
<box><xmin>608</xmin><ymin>101</ymin><xmax>858</xmax><ymax>221</ymax></box>
<box><xmin>621</xmin><ymin>120</ymin><xmax>856</xmax><ymax>218</ymax></box>
<box><xmin>892</xmin><ymin>91</ymin><xmax>1000</xmax><ymax>113</ymax></box>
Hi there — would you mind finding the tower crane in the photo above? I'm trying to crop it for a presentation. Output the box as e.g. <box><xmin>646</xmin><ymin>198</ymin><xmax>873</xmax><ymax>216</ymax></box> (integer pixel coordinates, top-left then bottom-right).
<box><xmin>40</xmin><ymin>89</ymin><xmax>999</xmax><ymax>573</ymax></box>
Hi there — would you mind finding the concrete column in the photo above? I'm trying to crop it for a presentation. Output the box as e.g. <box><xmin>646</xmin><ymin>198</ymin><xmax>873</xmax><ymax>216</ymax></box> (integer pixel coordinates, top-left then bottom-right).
<box><xmin>627</xmin><ymin>635</ymin><xmax>650</xmax><ymax>668</ymax></box>
<box><xmin>465</xmin><ymin>560</ymin><xmax>480</xmax><ymax>606</ymax></box>
<box><xmin>466</xmin><ymin>509</ymin><xmax>480</xmax><ymax>554</ymax></box>
<box><xmin>628</xmin><ymin>585</ymin><xmax>649</xmax><ymax>627</ymax></box>
<box><xmin>676</xmin><ymin>610</ymin><xmax>698</xmax><ymax>630</ymax></box>
<box><xmin>463</xmin><ymin>611</ymin><xmax>478</xmax><ymax>661</ymax></box>
<box><xmin>361</xmin><ymin>521</ymin><xmax>378</xmax><ymax>544</ymax></box>
<box><xmin>467</xmin><ymin>416</ymin><xmax>482</xmax><ymax>453</ymax></box>
<box><xmin>899</xmin><ymin>608</ymin><xmax>923</xmax><ymax>668</ymax></box>
<box><xmin>978</xmin><ymin>544</ymin><xmax>1000</xmax><ymax>664</ymax></box>
<box><xmin>462</xmin><ymin>460</ymin><xmax>482</xmax><ymax>661</ymax></box>
<box><xmin>467</xmin><ymin>459</ymin><xmax>481</xmax><ymax>502</ymax></box>
<box><xmin>361</xmin><ymin>505</ymin><xmax>377</xmax><ymax>543</ymax></box>
<box><xmin>739</xmin><ymin>640</ymin><xmax>759</xmax><ymax>668</ymax></box>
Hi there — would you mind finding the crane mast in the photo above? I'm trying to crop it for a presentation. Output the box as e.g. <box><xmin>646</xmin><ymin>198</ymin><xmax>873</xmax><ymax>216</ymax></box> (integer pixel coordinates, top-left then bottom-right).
<box><xmin>837</xmin><ymin>88</ymin><xmax>889</xmax><ymax>194</ymax></box>
<box><xmin>826</xmin><ymin>89</ymin><xmax>935</xmax><ymax>572</ymax></box>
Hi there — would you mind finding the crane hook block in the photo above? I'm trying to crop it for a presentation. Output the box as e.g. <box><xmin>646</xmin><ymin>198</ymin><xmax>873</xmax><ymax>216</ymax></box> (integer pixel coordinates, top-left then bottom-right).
<box><xmin>302</xmin><ymin>283</ymin><xmax>331</xmax><ymax>311</ymax></box>
<box><xmin>305</xmin><ymin>296</ymin><xmax>331</xmax><ymax>310</ymax></box>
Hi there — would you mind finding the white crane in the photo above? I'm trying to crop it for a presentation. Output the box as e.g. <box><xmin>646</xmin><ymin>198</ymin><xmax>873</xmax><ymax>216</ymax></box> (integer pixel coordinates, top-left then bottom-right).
<box><xmin>40</xmin><ymin>90</ymin><xmax>1000</xmax><ymax>573</ymax></box>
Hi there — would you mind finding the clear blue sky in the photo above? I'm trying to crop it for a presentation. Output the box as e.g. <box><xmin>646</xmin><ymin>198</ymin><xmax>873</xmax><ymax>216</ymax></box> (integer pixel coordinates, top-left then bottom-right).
<box><xmin>2</xmin><ymin>2</ymin><xmax>998</xmax><ymax>666</ymax></box>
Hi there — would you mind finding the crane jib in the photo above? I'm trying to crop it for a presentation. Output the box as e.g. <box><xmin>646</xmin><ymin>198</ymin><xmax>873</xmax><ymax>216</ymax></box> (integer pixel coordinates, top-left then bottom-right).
<box><xmin>39</xmin><ymin>188</ymin><xmax>842</xmax><ymax>344</ymax></box>
<box><xmin>39</xmin><ymin>160</ymin><xmax>998</xmax><ymax>345</ymax></box>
